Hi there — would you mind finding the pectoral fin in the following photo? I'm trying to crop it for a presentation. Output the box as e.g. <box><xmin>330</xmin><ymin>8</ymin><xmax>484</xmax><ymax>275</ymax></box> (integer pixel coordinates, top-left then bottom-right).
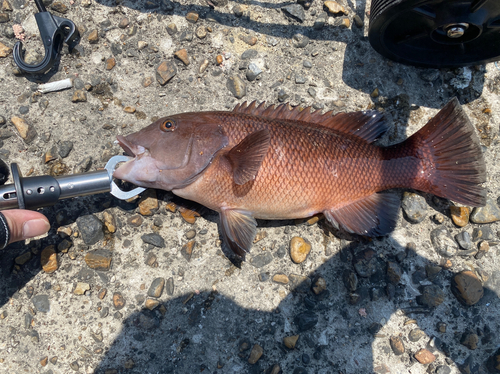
<box><xmin>226</xmin><ymin>129</ymin><xmax>271</xmax><ymax>185</ymax></box>
<box><xmin>324</xmin><ymin>193</ymin><xmax>400</xmax><ymax>237</ymax></box>
<box><xmin>220</xmin><ymin>208</ymin><xmax>257</xmax><ymax>257</ymax></box>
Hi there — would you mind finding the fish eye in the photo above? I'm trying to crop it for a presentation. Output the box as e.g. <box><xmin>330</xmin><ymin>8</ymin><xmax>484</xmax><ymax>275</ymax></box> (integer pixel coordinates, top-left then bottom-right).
<box><xmin>160</xmin><ymin>119</ymin><xmax>176</xmax><ymax>132</ymax></box>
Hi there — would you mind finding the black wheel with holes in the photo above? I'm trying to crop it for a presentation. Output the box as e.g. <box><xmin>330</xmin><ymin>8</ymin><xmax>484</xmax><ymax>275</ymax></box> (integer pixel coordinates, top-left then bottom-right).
<box><xmin>368</xmin><ymin>0</ymin><xmax>500</xmax><ymax>68</ymax></box>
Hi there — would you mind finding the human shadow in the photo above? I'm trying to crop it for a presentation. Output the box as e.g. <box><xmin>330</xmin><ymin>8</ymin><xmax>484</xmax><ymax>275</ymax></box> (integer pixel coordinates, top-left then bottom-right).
<box><xmin>90</xmin><ymin>236</ymin><xmax>500</xmax><ymax>373</ymax></box>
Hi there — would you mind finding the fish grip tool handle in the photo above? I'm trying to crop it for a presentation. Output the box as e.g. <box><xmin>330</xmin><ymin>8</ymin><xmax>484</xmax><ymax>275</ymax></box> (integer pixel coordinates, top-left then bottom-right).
<box><xmin>0</xmin><ymin>156</ymin><xmax>145</xmax><ymax>211</ymax></box>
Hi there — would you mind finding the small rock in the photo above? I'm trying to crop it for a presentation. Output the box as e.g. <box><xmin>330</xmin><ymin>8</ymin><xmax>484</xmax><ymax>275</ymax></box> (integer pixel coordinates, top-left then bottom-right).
<box><xmin>181</xmin><ymin>241</ymin><xmax>196</xmax><ymax>262</ymax></box>
<box><xmin>460</xmin><ymin>331</ymin><xmax>479</xmax><ymax>350</ymax></box>
<box><xmin>417</xmin><ymin>284</ymin><xmax>445</xmax><ymax>307</ymax></box>
<box><xmin>239</xmin><ymin>34</ymin><xmax>257</xmax><ymax>46</ymax></box>
<box><xmin>11</xmin><ymin>116</ymin><xmax>37</xmax><ymax>143</ymax></box>
<box><xmin>246</xmin><ymin>62</ymin><xmax>262</xmax><ymax>81</ymax></box>
<box><xmin>470</xmin><ymin>197</ymin><xmax>500</xmax><ymax>223</ymax></box>
<box><xmin>98</xmin><ymin>289</ymin><xmax>107</xmax><ymax>300</ymax></box>
<box><xmin>127</xmin><ymin>215</ymin><xmax>143</xmax><ymax>227</ymax></box>
<box><xmin>71</xmin><ymin>90</ymin><xmax>87</xmax><ymax>102</ymax></box>
<box><xmin>76</xmin><ymin>214</ymin><xmax>103</xmax><ymax>245</ymax></box>
<box><xmin>113</xmin><ymin>292</ymin><xmax>126</xmax><ymax>310</ymax></box>
<box><xmin>58</xmin><ymin>140</ymin><xmax>73</xmax><ymax>158</ymax></box>
<box><xmin>283</xmin><ymin>335</ymin><xmax>299</xmax><ymax>349</ymax></box>
<box><xmin>174</xmin><ymin>49</ymin><xmax>190</xmax><ymax>65</ymax></box>
<box><xmin>282</xmin><ymin>4</ymin><xmax>305</xmax><ymax>22</ymax></box>
<box><xmin>103</xmin><ymin>211</ymin><xmax>116</xmax><ymax>233</ymax></box>
<box><xmin>0</xmin><ymin>41</ymin><xmax>12</xmax><ymax>57</ymax></box>
<box><xmin>51</xmin><ymin>2</ymin><xmax>67</xmax><ymax>13</ymax></box>
<box><xmin>273</xmin><ymin>273</ymin><xmax>289</xmax><ymax>284</ymax></box>
<box><xmin>186</xmin><ymin>11</ymin><xmax>199</xmax><ymax>23</ymax></box>
<box><xmin>227</xmin><ymin>75</ymin><xmax>247</xmax><ymax>99</ymax></box>
<box><xmin>455</xmin><ymin>231</ymin><xmax>473</xmax><ymax>250</ymax></box>
<box><xmin>195</xmin><ymin>26</ymin><xmax>207</xmax><ymax>39</ymax></box>
<box><xmin>390</xmin><ymin>336</ymin><xmax>405</xmax><ymax>355</ymax></box>
<box><xmin>141</xmin><ymin>233</ymin><xmax>165</xmax><ymax>248</ymax></box>
<box><xmin>472</xmin><ymin>226</ymin><xmax>494</xmax><ymax>241</ymax></box>
<box><xmin>85</xmin><ymin>250</ymin><xmax>112</xmax><ymax>271</ymax></box>
<box><xmin>145</xmin><ymin>298</ymin><xmax>160</xmax><ymax>310</ymax></box>
<box><xmin>324</xmin><ymin>1</ymin><xmax>346</xmax><ymax>14</ymax></box>
<box><xmin>118</xmin><ymin>17</ymin><xmax>129</xmax><ymax>29</ymax></box>
<box><xmin>292</xmin><ymin>33</ymin><xmax>309</xmax><ymax>48</ymax></box>
<box><xmin>342</xmin><ymin>270</ymin><xmax>358</xmax><ymax>292</ymax></box>
<box><xmin>241</xmin><ymin>49</ymin><xmax>258</xmax><ymax>60</ymax></box>
<box><xmin>248</xmin><ymin>344</ymin><xmax>263</xmax><ymax>364</ymax></box>
<box><xmin>233</xmin><ymin>4</ymin><xmax>245</xmax><ymax>16</ymax></box>
<box><xmin>148</xmin><ymin>278</ymin><xmax>165</xmax><ymax>298</ymax></box>
<box><xmin>402</xmin><ymin>192</ymin><xmax>428</xmax><ymax>223</ymax></box>
<box><xmin>414</xmin><ymin>349</ymin><xmax>436</xmax><ymax>364</ymax></box>
<box><xmin>294</xmin><ymin>311</ymin><xmax>318</xmax><ymax>331</ymax></box>
<box><xmin>106</xmin><ymin>57</ymin><xmax>116</xmax><ymax>70</ymax></box>
<box><xmin>41</xmin><ymin>246</ymin><xmax>58</xmax><ymax>273</ymax></box>
<box><xmin>334</xmin><ymin>16</ymin><xmax>351</xmax><ymax>28</ymax></box>
<box><xmin>15</xmin><ymin>251</ymin><xmax>32</xmax><ymax>265</ymax></box>
<box><xmin>313</xmin><ymin>11</ymin><xmax>328</xmax><ymax>29</ymax></box>
<box><xmin>88</xmin><ymin>30</ymin><xmax>99</xmax><ymax>44</ymax></box>
<box><xmin>166</xmin><ymin>23</ymin><xmax>177</xmax><ymax>35</ymax></box>
<box><xmin>451</xmin><ymin>270</ymin><xmax>483</xmax><ymax>305</ymax></box>
<box><xmin>450</xmin><ymin>206</ymin><xmax>470</xmax><ymax>227</ymax></box>
<box><xmin>138</xmin><ymin>189</ymin><xmax>158</xmax><ymax>216</ymax></box>
<box><xmin>74</xmin><ymin>282</ymin><xmax>90</xmax><ymax>295</ymax></box>
<box><xmin>353</xmin><ymin>14</ymin><xmax>364</xmax><ymax>27</ymax></box>
<box><xmin>290</xmin><ymin>237</ymin><xmax>311</xmax><ymax>263</ymax></box>
<box><xmin>250</xmin><ymin>252</ymin><xmax>274</xmax><ymax>268</ymax></box>
<box><xmin>289</xmin><ymin>274</ymin><xmax>311</xmax><ymax>292</ymax></box>
<box><xmin>408</xmin><ymin>328</ymin><xmax>425</xmax><ymax>342</ymax></box>
<box><xmin>386</xmin><ymin>261</ymin><xmax>402</xmax><ymax>284</ymax></box>
<box><xmin>166</xmin><ymin>277</ymin><xmax>174</xmax><ymax>295</ymax></box>
<box><xmin>32</xmin><ymin>295</ymin><xmax>50</xmax><ymax>313</ymax></box>
<box><xmin>156</xmin><ymin>60</ymin><xmax>177</xmax><ymax>85</ymax></box>
<box><xmin>179</xmin><ymin>207</ymin><xmax>200</xmax><ymax>223</ymax></box>
<box><xmin>431</xmin><ymin>227</ymin><xmax>458</xmax><ymax>257</ymax></box>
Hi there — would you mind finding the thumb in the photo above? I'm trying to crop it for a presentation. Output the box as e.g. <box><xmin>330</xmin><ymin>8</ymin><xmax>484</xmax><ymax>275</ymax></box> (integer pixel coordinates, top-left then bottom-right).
<box><xmin>1</xmin><ymin>210</ymin><xmax>50</xmax><ymax>245</ymax></box>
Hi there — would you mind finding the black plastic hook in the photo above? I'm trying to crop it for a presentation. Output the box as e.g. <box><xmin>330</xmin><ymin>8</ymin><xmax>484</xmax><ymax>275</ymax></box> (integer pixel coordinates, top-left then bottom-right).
<box><xmin>13</xmin><ymin>0</ymin><xmax>79</xmax><ymax>74</ymax></box>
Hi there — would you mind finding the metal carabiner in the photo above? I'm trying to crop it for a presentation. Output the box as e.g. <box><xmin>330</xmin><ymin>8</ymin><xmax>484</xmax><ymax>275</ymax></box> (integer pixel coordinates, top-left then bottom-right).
<box><xmin>13</xmin><ymin>0</ymin><xmax>79</xmax><ymax>75</ymax></box>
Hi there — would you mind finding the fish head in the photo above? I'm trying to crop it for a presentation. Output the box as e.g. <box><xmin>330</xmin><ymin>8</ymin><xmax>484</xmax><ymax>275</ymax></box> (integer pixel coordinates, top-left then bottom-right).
<box><xmin>114</xmin><ymin>112</ymin><xmax>228</xmax><ymax>190</ymax></box>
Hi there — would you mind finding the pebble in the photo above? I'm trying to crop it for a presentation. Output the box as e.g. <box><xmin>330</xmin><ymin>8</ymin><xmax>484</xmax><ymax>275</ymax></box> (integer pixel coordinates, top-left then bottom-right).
<box><xmin>141</xmin><ymin>233</ymin><xmax>165</xmax><ymax>248</ymax></box>
<box><xmin>145</xmin><ymin>299</ymin><xmax>160</xmax><ymax>310</ymax></box>
<box><xmin>227</xmin><ymin>75</ymin><xmax>247</xmax><ymax>99</ymax></box>
<box><xmin>41</xmin><ymin>246</ymin><xmax>58</xmax><ymax>273</ymax></box>
<box><xmin>103</xmin><ymin>211</ymin><xmax>116</xmax><ymax>233</ymax></box>
<box><xmin>185</xmin><ymin>230</ymin><xmax>196</xmax><ymax>239</ymax></box>
<box><xmin>476</xmin><ymin>240</ymin><xmax>489</xmax><ymax>259</ymax></box>
<box><xmin>486</xmin><ymin>348</ymin><xmax>500</xmax><ymax>373</ymax></box>
<box><xmin>290</xmin><ymin>236</ymin><xmax>311</xmax><ymax>263</ymax></box>
<box><xmin>408</xmin><ymin>328</ymin><xmax>425</xmax><ymax>342</ymax></box>
<box><xmin>289</xmin><ymin>274</ymin><xmax>311</xmax><ymax>292</ymax></box>
<box><xmin>118</xmin><ymin>17</ymin><xmax>129</xmax><ymax>29</ymax></box>
<box><xmin>472</xmin><ymin>226</ymin><xmax>494</xmax><ymax>241</ymax></box>
<box><xmin>106</xmin><ymin>57</ymin><xmax>116</xmax><ymax>70</ymax></box>
<box><xmin>138</xmin><ymin>189</ymin><xmax>158</xmax><ymax>216</ymax></box>
<box><xmin>455</xmin><ymin>231</ymin><xmax>473</xmax><ymax>250</ymax></box>
<box><xmin>138</xmin><ymin>41</ymin><xmax>148</xmax><ymax>50</ymax></box>
<box><xmin>414</xmin><ymin>349</ymin><xmax>436</xmax><ymax>364</ymax></box>
<box><xmin>166</xmin><ymin>23</ymin><xmax>177</xmax><ymax>35</ymax></box>
<box><xmin>250</xmin><ymin>252</ymin><xmax>274</xmax><ymax>268</ymax></box>
<box><xmin>282</xmin><ymin>4</ymin><xmax>305</xmax><ymax>22</ymax></box>
<box><xmin>51</xmin><ymin>2</ymin><xmax>67</xmax><ymax>13</ymax></box>
<box><xmin>156</xmin><ymin>61</ymin><xmax>177</xmax><ymax>85</ymax></box>
<box><xmin>450</xmin><ymin>206</ymin><xmax>470</xmax><ymax>227</ymax></box>
<box><xmin>273</xmin><ymin>273</ymin><xmax>289</xmax><ymax>284</ymax></box>
<box><xmin>294</xmin><ymin>311</ymin><xmax>318</xmax><ymax>331</ymax></box>
<box><xmin>113</xmin><ymin>292</ymin><xmax>126</xmax><ymax>310</ymax></box>
<box><xmin>353</xmin><ymin>248</ymin><xmax>378</xmax><ymax>277</ymax></box>
<box><xmin>324</xmin><ymin>1</ymin><xmax>346</xmax><ymax>14</ymax></box>
<box><xmin>181</xmin><ymin>240</ymin><xmax>195</xmax><ymax>261</ymax></box>
<box><xmin>148</xmin><ymin>278</ymin><xmax>165</xmax><ymax>298</ymax></box>
<box><xmin>451</xmin><ymin>270</ymin><xmax>483</xmax><ymax>305</ymax></box>
<box><xmin>334</xmin><ymin>16</ymin><xmax>351</xmax><ymax>28</ymax></box>
<box><xmin>312</xmin><ymin>277</ymin><xmax>326</xmax><ymax>294</ymax></box>
<box><xmin>198</xmin><ymin>59</ymin><xmax>209</xmax><ymax>74</ymax></box>
<box><xmin>246</xmin><ymin>63</ymin><xmax>262</xmax><ymax>81</ymax></box>
<box><xmin>0</xmin><ymin>41</ymin><xmax>12</xmax><ymax>57</ymax></box>
<box><xmin>32</xmin><ymin>295</ymin><xmax>50</xmax><ymax>313</ymax></box>
<box><xmin>430</xmin><ymin>227</ymin><xmax>458</xmax><ymax>257</ymax></box>
<box><xmin>88</xmin><ymin>30</ymin><xmax>99</xmax><ymax>44</ymax></box>
<box><xmin>58</xmin><ymin>140</ymin><xmax>73</xmax><ymax>158</ymax></box>
<box><xmin>11</xmin><ymin>116</ymin><xmax>37</xmax><ymax>143</ymax></box>
<box><xmin>283</xmin><ymin>335</ymin><xmax>299</xmax><ymax>349</ymax></box>
<box><xmin>85</xmin><ymin>250</ymin><xmax>112</xmax><ymax>271</ymax></box>
<box><xmin>386</xmin><ymin>261</ymin><xmax>402</xmax><ymax>284</ymax></box>
<box><xmin>314</xmin><ymin>12</ymin><xmax>328</xmax><ymax>29</ymax></box>
<box><xmin>401</xmin><ymin>192</ymin><xmax>428</xmax><ymax>223</ymax></box>
<box><xmin>433</xmin><ymin>213</ymin><xmax>445</xmax><ymax>224</ymax></box>
<box><xmin>71</xmin><ymin>90</ymin><xmax>87</xmax><ymax>102</ymax></box>
<box><xmin>16</xmin><ymin>253</ymin><xmax>33</xmax><ymax>264</ymax></box>
<box><xmin>239</xmin><ymin>34</ymin><xmax>257</xmax><ymax>46</ymax></box>
<box><xmin>390</xmin><ymin>336</ymin><xmax>405</xmax><ymax>355</ymax></box>
<box><xmin>241</xmin><ymin>49</ymin><xmax>258</xmax><ymax>60</ymax></box>
<box><xmin>470</xmin><ymin>197</ymin><xmax>500</xmax><ymax>223</ymax></box>
<box><xmin>418</xmin><ymin>284</ymin><xmax>445</xmax><ymax>307</ymax></box>
<box><xmin>74</xmin><ymin>282</ymin><xmax>90</xmax><ymax>295</ymax></box>
<box><xmin>248</xmin><ymin>344</ymin><xmax>264</xmax><ymax>365</ymax></box>
<box><xmin>186</xmin><ymin>11</ymin><xmax>199</xmax><ymax>23</ymax></box>
<box><xmin>166</xmin><ymin>277</ymin><xmax>174</xmax><ymax>296</ymax></box>
<box><xmin>127</xmin><ymin>215</ymin><xmax>143</xmax><ymax>227</ymax></box>
<box><xmin>295</xmin><ymin>75</ymin><xmax>307</xmax><ymax>84</ymax></box>
<box><xmin>353</xmin><ymin>14</ymin><xmax>364</xmax><ymax>27</ymax></box>
<box><xmin>460</xmin><ymin>331</ymin><xmax>479</xmax><ymax>350</ymax></box>
<box><xmin>174</xmin><ymin>49</ymin><xmax>190</xmax><ymax>66</ymax></box>
<box><xmin>342</xmin><ymin>270</ymin><xmax>358</xmax><ymax>291</ymax></box>
<box><xmin>292</xmin><ymin>33</ymin><xmax>309</xmax><ymax>48</ymax></box>
<box><xmin>216</xmin><ymin>54</ymin><xmax>223</xmax><ymax>65</ymax></box>
<box><xmin>76</xmin><ymin>214</ymin><xmax>103</xmax><ymax>245</ymax></box>
<box><xmin>98</xmin><ymin>288</ymin><xmax>107</xmax><ymax>300</ymax></box>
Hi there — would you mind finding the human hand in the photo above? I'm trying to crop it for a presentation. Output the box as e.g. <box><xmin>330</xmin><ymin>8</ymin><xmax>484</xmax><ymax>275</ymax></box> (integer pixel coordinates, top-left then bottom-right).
<box><xmin>0</xmin><ymin>210</ymin><xmax>50</xmax><ymax>249</ymax></box>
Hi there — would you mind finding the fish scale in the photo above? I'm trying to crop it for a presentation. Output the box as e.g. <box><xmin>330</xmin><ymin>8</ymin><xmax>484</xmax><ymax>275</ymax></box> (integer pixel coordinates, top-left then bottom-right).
<box><xmin>114</xmin><ymin>99</ymin><xmax>486</xmax><ymax>257</ymax></box>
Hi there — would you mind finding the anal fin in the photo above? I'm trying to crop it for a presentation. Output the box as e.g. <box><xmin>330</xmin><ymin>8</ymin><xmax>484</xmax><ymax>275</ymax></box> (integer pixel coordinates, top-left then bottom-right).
<box><xmin>220</xmin><ymin>208</ymin><xmax>257</xmax><ymax>257</ymax></box>
<box><xmin>324</xmin><ymin>193</ymin><xmax>400</xmax><ymax>237</ymax></box>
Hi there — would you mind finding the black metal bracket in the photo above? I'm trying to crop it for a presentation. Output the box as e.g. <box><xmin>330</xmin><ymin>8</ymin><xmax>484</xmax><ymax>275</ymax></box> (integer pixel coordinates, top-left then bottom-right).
<box><xmin>13</xmin><ymin>0</ymin><xmax>80</xmax><ymax>74</ymax></box>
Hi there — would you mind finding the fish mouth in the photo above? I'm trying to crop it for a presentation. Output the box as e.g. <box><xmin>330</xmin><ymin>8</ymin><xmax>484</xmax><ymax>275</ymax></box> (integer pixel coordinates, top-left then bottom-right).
<box><xmin>116</xmin><ymin>135</ymin><xmax>148</xmax><ymax>158</ymax></box>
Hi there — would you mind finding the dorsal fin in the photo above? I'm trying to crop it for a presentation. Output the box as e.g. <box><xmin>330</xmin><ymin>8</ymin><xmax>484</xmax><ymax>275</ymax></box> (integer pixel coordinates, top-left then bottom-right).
<box><xmin>233</xmin><ymin>101</ymin><xmax>388</xmax><ymax>143</ymax></box>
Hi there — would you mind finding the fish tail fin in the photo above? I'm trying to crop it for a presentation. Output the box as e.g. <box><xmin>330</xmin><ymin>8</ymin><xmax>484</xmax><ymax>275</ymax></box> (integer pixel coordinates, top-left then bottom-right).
<box><xmin>394</xmin><ymin>98</ymin><xmax>486</xmax><ymax>207</ymax></box>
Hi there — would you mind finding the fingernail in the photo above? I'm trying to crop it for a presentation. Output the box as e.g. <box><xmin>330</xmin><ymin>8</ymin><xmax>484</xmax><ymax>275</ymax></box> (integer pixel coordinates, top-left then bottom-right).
<box><xmin>22</xmin><ymin>219</ymin><xmax>50</xmax><ymax>239</ymax></box>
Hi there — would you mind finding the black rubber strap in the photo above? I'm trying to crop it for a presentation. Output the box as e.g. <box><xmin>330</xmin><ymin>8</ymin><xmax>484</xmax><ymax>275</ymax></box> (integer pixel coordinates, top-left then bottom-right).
<box><xmin>0</xmin><ymin>211</ymin><xmax>10</xmax><ymax>250</ymax></box>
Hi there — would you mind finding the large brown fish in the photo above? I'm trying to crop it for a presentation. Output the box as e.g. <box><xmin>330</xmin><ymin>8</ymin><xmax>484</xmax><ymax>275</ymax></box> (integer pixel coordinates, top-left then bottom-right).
<box><xmin>114</xmin><ymin>99</ymin><xmax>486</xmax><ymax>257</ymax></box>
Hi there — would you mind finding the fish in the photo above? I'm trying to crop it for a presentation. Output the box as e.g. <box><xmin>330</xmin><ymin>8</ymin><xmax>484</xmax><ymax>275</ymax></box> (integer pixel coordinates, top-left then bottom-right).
<box><xmin>114</xmin><ymin>98</ymin><xmax>486</xmax><ymax>257</ymax></box>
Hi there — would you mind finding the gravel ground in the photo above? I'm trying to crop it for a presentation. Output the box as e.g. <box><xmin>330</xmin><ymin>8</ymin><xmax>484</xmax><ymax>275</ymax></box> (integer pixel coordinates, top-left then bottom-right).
<box><xmin>1</xmin><ymin>0</ymin><xmax>500</xmax><ymax>373</ymax></box>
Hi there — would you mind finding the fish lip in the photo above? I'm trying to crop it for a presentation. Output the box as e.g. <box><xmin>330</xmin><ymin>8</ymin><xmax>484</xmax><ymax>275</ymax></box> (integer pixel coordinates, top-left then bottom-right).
<box><xmin>116</xmin><ymin>135</ymin><xmax>138</xmax><ymax>157</ymax></box>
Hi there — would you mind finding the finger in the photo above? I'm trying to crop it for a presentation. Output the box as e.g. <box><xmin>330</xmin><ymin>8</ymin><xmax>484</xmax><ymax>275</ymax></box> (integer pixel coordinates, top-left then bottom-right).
<box><xmin>1</xmin><ymin>210</ymin><xmax>50</xmax><ymax>245</ymax></box>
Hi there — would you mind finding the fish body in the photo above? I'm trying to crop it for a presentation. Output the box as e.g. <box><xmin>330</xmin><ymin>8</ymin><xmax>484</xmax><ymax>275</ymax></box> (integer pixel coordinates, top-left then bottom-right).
<box><xmin>114</xmin><ymin>99</ymin><xmax>486</xmax><ymax>257</ymax></box>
